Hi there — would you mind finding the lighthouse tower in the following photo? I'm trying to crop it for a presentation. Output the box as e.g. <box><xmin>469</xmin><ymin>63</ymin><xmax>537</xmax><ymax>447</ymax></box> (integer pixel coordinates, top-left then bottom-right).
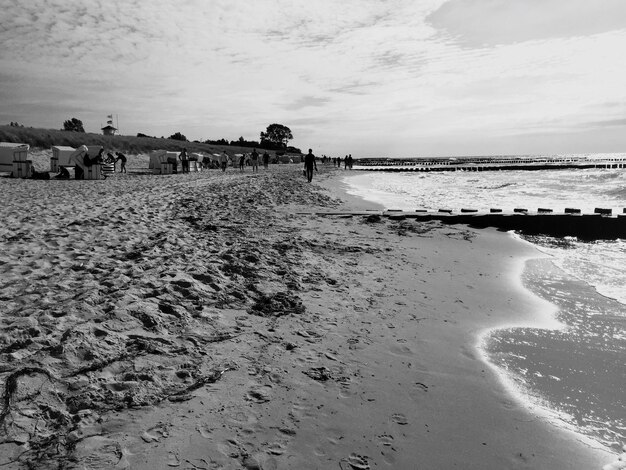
<box><xmin>101</xmin><ymin>114</ymin><xmax>117</xmax><ymax>136</ymax></box>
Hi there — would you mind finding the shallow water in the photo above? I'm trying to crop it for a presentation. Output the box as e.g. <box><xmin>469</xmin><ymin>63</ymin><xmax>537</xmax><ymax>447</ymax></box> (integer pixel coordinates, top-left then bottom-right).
<box><xmin>344</xmin><ymin>163</ymin><xmax>626</xmax><ymax>450</ymax></box>
<box><xmin>486</xmin><ymin>258</ymin><xmax>625</xmax><ymax>449</ymax></box>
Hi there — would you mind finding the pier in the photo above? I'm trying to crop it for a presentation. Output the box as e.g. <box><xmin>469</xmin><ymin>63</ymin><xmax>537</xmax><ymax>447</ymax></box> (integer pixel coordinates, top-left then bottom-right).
<box><xmin>353</xmin><ymin>155</ymin><xmax>626</xmax><ymax>172</ymax></box>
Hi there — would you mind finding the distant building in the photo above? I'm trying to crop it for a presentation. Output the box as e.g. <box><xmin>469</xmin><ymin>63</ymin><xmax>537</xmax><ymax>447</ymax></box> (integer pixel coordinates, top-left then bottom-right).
<box><xmin>101</xmin><ymin>124</ymin><xmax>117</xmax><ymax>136</ymax></box>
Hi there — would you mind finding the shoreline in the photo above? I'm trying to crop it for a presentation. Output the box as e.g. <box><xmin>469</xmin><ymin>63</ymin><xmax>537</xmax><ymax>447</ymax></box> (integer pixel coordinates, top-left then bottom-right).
<box><xmin>339</xmin><ymin>169</ymin><xmax>623</xmax><ymax>460</ymax></box>
<box><xmin>0</xmin><ymin>158</ymin><xmax>616</xmax><ymax>468</ymax></box>
<box><xmin>485</xmin><ymin>253</ymin><xmax>626</xmax><ymax>452</ymax></box>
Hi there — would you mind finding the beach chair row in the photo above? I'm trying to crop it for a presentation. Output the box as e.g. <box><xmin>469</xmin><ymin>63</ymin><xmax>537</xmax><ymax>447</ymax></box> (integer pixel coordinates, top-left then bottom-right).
<box><xmin>2</xmin><ymin>142</ymin><xmax>206</xmax><ymax>179</ymax></box>
<box><xmin>1</xmin><ymin>143</ymin><xmax>116</xmax><ymax>180</ymax></box>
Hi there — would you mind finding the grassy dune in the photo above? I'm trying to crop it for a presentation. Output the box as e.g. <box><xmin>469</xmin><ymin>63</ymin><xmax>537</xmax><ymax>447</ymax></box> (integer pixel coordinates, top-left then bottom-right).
<box><xmin>0</xmin><ymin>125</ymin><xmax>296</xmax><ymax>157</ymax></box>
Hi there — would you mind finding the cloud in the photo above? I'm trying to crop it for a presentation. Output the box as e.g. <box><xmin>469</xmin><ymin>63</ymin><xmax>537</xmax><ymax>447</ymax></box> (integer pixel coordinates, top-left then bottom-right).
<box><xmin>328</xmin><ymin>81</ymin><xmax>380</xmax><ymax>95</ymax></box>
<box><xmin>427</xmin><ymin>0</ymin><xmax>626</xmax><ymax>47</ymax></box>
<box><xmin>284</xmin><ymin>95</ymin><xmax>331</xmax><ymax>111</ymax></box>
<box><xmin>584</xmin><ymin>118</ymin><xmax>626</xmax><ymax>128</ymax></box>
<box><xmin>1</xmin><ymin>0</ymin><xmax>626</xmax><ymax>155</ymax></box>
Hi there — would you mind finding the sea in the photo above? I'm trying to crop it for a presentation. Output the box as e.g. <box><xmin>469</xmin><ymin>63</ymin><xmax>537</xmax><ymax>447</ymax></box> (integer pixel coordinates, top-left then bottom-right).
<box><xmin>343</xmin><ymin>157</ymin><xmax>626</xmax><ymax>453</ymax></box>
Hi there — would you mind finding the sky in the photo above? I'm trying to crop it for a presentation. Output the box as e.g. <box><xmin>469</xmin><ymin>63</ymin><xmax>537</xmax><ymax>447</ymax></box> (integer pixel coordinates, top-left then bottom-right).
<box><xmin>1</xmin><ymin>0</ymin><xmax>625</xmax><ymax>157</ymax></box>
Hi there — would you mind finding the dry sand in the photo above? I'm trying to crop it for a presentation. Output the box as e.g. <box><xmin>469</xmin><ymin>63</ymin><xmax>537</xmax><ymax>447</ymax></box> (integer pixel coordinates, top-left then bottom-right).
<box><xmin>0</xmin><ymin>152</ymin><xmax>618</xmax><ymax>469</ymax></box>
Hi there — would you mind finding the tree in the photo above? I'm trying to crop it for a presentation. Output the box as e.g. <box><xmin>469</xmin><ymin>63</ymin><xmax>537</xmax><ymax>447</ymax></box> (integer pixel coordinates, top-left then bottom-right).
<box><xmin>168</xmin><ymin>132</ymin><xmax>187</xmax><ymax>141</ymax></box>
<box><xmin>63</xmin><ymin>118</ymin><xmax>85</xmax><ymax>132</ymax></box>
<box><xmin>260</xmin><ymin>124</ymin><xmax>293</xmax><ymax>149</ymax></box>
<box><xmin>205</xmin><ymin>138</ymin><xmax>229</xmax><ymax>145</ymax></box>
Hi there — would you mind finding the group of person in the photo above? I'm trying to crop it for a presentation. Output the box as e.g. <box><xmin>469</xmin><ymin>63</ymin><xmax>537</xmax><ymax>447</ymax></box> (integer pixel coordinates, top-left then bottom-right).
<box><xmin>236</xmin><ymin>148</ymin><xmax>272</xmax><ymax>172</ymax></box>
<box><xmin>68</xmin><ymin>148</ymin><xmax>128</xmax><ymax>179</ymax></box>
<box><xmin>212</xmin><ymin>148</ymin><xmax>271</xmax><ymax>172</ymax></box>
<box><xmin>332</xmin><ymin>155</ymin><xmax>353</xmax><ymax>169</ymax></box>
<box><xmin>81</xmin><ymin>148</ymin><xmax>128</xmax><ymax>172</ymax></box>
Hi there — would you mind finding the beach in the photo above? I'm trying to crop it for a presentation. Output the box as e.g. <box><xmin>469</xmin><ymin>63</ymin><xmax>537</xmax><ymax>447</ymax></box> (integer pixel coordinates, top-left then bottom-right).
<box><xmin>0</xmin><ymin>152</ymin><xmax>618</xmax><ymax>469</ymax></box>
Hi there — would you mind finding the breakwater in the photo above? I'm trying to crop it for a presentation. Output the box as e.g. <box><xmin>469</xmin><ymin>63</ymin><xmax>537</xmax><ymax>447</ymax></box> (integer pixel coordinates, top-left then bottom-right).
<box><xmin>354</xmin><ymin>156</ymin><xmax>626</xmax><ymax>172</ymax></box>
<box><xmin>299</xmin><ymin>208</ymin><xmax>626</xmax><ymax>241</ymax></box>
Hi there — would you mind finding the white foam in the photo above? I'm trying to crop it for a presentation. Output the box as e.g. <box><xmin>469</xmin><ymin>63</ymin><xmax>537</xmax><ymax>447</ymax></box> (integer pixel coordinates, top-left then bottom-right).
<box><xmin>476</xmin><ymin>238</ymin><xmax>619</xmax><ymax>462</ymax></box>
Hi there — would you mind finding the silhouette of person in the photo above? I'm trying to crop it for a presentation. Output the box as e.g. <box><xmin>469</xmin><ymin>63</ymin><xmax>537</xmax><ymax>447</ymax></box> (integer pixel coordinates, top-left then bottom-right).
<box><xmin>251</xmin><ymin>148</ymin><xmax>259</xmax><ymax>173</ymax></box>
<box><xmin>304</xmin><ymin>148</ymin><xmax>318</xmax><ymax>183</ymax></box>
<box><xmin>220</xmin><ymin>151</ymin><xmax>229</xmax><ymax>172</ymax></box>
<box><xmin>262</xmin><ymin>151</ymin><xmax>270</xmax><ymax>169</ymax></box>
<box><xmin>115</xmin><ymin>152</ymin><xmax>127</xmax><ymax>173</ymax></box>
<box><xmin>179</xmin><ymin>148</ymin><xmax>189</xmax><ymax>174</ymax></box>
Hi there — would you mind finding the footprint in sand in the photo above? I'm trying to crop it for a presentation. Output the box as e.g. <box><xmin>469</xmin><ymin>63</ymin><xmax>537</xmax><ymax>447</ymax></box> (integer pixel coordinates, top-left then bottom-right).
<box><xmin>377</xmin><ymin>434</ymin><xmax>395</xmax><ymax>447</ymax></box>
<box><xmin>227</xmin><ymin>409</ymin><xmax>258</xmax><ymax>426</ymax></box>
<box><xmin>339</xmin><ymin>453</ymin><xmax>371</xmax><ymax>470</ymax></box>
<box><xmin>217</xmin><ymin>438</ymin><xmax>242</xmax><ymax>459</ymax></box>
<box><xmin>290</xmin><ymin>401</ymin><xmax>315</xmax><ymax>421</ymax></box>
<box><xmin>391</xmin><ymin>413</ymin><xmax>408</xmax><ymax>425</ymax></box>
<box><xmin>347</xmin><ymin>337</ymin><xmax>362</xmax><ymax>350</ymax></box>
<box><xmin>323</xmin><ymin>351</ymin><xmax>339</xmax><ymax>361</ymax></box>
<box><xmin>72</xmin><ymin>436</ymin><xmax>130</xmax><ymax>469</ymax></box>
<box><xmin>196</xmin><ymin>423</ymin><xmax>213</xmax><ymax>439</ymax></box>
<box><xmin>408</xmin><ymin>382</ymin><xmax>429</xmax><ymax>403</ymax></box>
<box><xmin>246</xmin><ymin>386</ymin><xmax>272</xmax><ymax>403</ymax></box>
<box><xmin>266</xmin><ymin>441</ymin><xmax>287</xmax><ymax>455</ymax></box>
<box><xmin>141</xmin><ymin>423</ymin><xmax>169</xmax><ymax>443</ymax></box>
<box><xmin>167</xmin><ymin>451</ymin><xmax>180</xmax><ymax>467</ymax></box>
<box><xmin>295</xmin><ymin>350</ymin><xmax>320</xmax><ymax>364</ymax></box>
<box><xmin>140</xmin><ymin>431</ymin><xmax>159</xmax><ymax>443</ymax></box>
<box><xmin>296</xmin><ymin>329</ymin><xmax>322</xmax><ymax>343</ymax></box>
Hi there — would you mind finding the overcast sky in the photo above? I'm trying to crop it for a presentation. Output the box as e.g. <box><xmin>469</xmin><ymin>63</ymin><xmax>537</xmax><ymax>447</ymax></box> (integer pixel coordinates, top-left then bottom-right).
<box><xmin>1</xmin><ymin>0</ymin><xmax>625</xmax><ymax>157</ymax></box>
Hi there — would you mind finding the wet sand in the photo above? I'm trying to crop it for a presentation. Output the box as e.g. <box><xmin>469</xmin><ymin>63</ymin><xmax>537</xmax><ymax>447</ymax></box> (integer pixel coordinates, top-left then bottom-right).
<box><xmin>0</xmin><ymin>151</ymin><xmax>617</xmax><ymax>469</ymax></box>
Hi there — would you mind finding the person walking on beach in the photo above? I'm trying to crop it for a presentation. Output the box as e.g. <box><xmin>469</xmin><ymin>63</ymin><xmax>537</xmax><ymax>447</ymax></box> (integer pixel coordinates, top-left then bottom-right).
<box><xmin>115</xmin><ymin>152</ymin><xmax>127</xmax><ymax>173</ymax></box>
<box><xmin>251</xmin><ymin>148</ymin><xmax>259</xmax><ymax>173</ymax></box>
<box><xmin>220</xmin><ymin>151</ymin><xmax>229</xmax><ymax>172</ymax></box>
<box><xmin>179</xmin><ymin>148</ymin><xmax>189</xmax><ymax>174</ymax></box>
<box><xmin>239</xmin><ymin>153</ymin><xmax>246</xmax><ymax>172</ymax></box>
<box><xmin>304</xmin><ymin>148</ymin><xmax>318</xmax><ymax>183</ymax></box>
<box><xmin>262</xmin><ymin>151</ymin><xmax>270</xmax><ymax>169</ymax></box>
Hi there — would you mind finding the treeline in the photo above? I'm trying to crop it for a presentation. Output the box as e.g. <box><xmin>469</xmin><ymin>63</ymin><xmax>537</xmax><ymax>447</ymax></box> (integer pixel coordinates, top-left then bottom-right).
<box><xmin>134</xmin><ymin>133</ymin><xmax>301</xmax><ymax>154</ymax></box>
<box><xmin>145</xmin><ymin>123</ymin><xmax>301</xmax><ymax>154</ymax></box>
<box><xmin>203</xmin><ymin>136</ymin><xmax>301</xmax><ymax>154</ymax></box>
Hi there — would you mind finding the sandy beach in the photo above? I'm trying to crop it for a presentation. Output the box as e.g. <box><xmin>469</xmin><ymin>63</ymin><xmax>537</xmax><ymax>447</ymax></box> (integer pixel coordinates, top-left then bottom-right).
<box><xmin>0</xmin><ymin>152</ymin><xmax>618</xmax><ymax>469</ymax></box>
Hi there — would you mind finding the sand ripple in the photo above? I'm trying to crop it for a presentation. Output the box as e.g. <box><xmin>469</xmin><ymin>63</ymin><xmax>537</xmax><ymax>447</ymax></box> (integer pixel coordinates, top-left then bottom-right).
<box><xmin>0</xmin><ymin>162</ymin><xmax>340</xmax><ymax>468</ymax></box>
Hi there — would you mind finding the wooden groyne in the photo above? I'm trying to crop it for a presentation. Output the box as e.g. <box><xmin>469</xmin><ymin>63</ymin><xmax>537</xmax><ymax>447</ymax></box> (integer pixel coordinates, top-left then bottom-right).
<box><xmin>298</xmin><ymin>208</ymin><xmax>626</xmax><ymax>240</ymax></box>
<box><xmin>354</xmin><ymin>156</ymin><xmax>626</xmax><ymax>172</ymax></box>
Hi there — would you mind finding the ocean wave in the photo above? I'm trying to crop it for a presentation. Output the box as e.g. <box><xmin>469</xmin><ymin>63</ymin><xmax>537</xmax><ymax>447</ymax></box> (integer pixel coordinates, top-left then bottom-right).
<box><xmin>606</xmin><ymin>187</ymin><xmax>626</xmax><ymax>198</ymax></box>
